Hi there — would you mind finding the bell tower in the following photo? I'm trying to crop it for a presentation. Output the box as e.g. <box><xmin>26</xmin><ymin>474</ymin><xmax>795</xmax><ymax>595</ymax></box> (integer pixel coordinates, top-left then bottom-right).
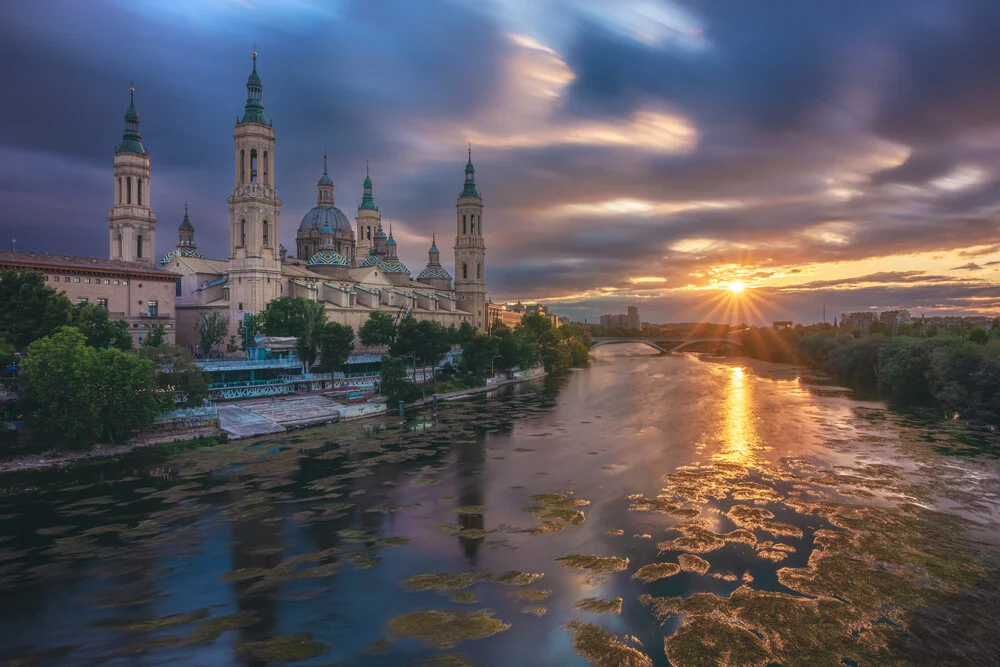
<box><xmin>226</xmin><ymin>48</ymin><xmax>283</xmax><ymax>327</ymax></box>
<box><xmin>454</xmin><ymin>146</ymin><xmax>486</xmax><ymax>330</ymax></box>
<box><xmin>108</xmin><ymin>85</ymin><xmax>156</xmax><ymax>264</ymax></box>
<box><xmin>356</xmin><ymin>162</ymin><xmax>379</xmax><ymax>261</ymax></box>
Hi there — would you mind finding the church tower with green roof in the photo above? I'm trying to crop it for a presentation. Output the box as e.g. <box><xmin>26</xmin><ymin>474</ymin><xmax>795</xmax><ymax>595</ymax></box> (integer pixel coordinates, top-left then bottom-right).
<box><xmin>108</xmin><ymin>85</ymin><xmax>157</xmax><ymax>264</ymax></box>
<box><xmin>454</xmin><ymin>146</ymin><xmax>486</xmax><ymax>330</ymax></box>
<box><xmin>226</xmin><ymin>48</ymin><xmax>283</xmax><ymax>328</ymax></box>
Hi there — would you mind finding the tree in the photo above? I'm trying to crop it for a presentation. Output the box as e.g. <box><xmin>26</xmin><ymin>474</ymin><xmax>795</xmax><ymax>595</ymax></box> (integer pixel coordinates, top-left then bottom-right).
<box><xmin>261</xmin><ymin>297</ymin><xmax>327</xmax><ymax>369</ymax></box>
<box><xmin>0</xmin><ymin>270</ymin><xmax>73</xmax><ymax>350</ymax></box>
<box><xmin>143</xmin><ymin>324</ymin><xmax>166</xmax><ymax>348</ymax></box>
<box><xmin>377</xmin><ymin>356</ymin><xmax>419</xmax><ymax>405</ymax></box>
<box><xmin>20</xmin><ymin>327</ymin><xmax>100</xmax><ymax>447</ymax></box>
<box><xmin>315</xmin><ymin>322</ymin><xmax>355</xmax><ymax>373</ymax></box>
<box><xmin>69</xmin><ymin>302</ymin><xmax>132</xmax><ymax>350</ymax></box>
<box><xmin>359</xmin><ymin>311</ymin><xmax>398</xmax><ymax>348</ymax></box>
<box><xmin>236</xmin><ymin>312</ymin><xmax>264</xmax><ymax>350</ymax></box>
<box><xmin>196</xmin><ymin>311</ymin><xmax>229</xmax><ymax>357</ymax></box>
<box><xmin>137</xmin><ymin>345</ymin><xmax>210</xmax><ymax>408</ymax></box>
<box><xmin>95</xmin><ymin>347</ymin><xmax>174</xmax><ymax>443</ymax></box>
<box><xmin>461</xmin><ymin>331</ymin><xmax>500</xmax><ymax>378</ymax></box>
<box><xmin>391</xmin><ymin>317</ymin><xmax>451</xmax><ymax>371</ymax></box>
<box><xmin>226</xmin><ymin>335</ymin><xmax>239</xmax><ymax>353</ymax></box>
<box><xmin>456</xmin><ymin>321</ymin><xmax>476</xmax><ymax>345</ymax></box>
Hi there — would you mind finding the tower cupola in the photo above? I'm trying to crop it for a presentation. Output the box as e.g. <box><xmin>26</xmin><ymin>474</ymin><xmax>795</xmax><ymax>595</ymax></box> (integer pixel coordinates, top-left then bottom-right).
<box><xmin>241</xmin><ymin>48</ymin><xmax>267</xmax><ymax>125</ymax></box>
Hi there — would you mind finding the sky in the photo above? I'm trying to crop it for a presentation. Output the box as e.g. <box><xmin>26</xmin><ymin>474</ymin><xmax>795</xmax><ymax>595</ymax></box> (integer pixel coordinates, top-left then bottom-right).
<box><xmin>3</xmin><ymin>0</ymin><xmax>1000</xmax><ymax>324</ymax></box>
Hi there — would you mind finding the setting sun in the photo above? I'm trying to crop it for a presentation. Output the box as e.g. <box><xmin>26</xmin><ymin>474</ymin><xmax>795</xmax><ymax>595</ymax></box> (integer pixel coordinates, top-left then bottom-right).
<box><xmin>728</xmin><ymin>280</ymin><xmax>746</xmax><ymax>294</ymax></box>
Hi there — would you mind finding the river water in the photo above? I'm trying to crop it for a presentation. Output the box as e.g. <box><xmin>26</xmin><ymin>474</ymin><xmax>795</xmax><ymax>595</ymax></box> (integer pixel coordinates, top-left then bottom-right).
<box><xmin>1</xmin><ymin>347</ymin><xmax>999</xmax><ymax>666</ymax></box>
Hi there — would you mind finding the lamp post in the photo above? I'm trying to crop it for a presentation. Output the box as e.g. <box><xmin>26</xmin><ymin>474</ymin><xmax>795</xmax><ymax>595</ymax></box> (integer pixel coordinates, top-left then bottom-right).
<box><xmin>491</xmin><ymin>354</ymin><xmax>501</xmax><ymax>378</ymax></box>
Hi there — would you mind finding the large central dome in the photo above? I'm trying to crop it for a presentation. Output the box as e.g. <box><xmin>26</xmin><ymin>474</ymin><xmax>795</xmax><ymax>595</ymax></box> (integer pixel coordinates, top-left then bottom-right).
<box><xmin>299</xmin><ymin>205</ymin><xmax>352</xmax><ymax>234</ymax></box>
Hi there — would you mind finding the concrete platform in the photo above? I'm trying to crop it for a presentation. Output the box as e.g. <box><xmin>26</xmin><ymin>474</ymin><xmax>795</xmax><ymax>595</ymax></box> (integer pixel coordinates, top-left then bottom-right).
<box><xmin>217</xmin><ymin>404</ymin><xmax>286</xmax><ymax>439</ymax></box>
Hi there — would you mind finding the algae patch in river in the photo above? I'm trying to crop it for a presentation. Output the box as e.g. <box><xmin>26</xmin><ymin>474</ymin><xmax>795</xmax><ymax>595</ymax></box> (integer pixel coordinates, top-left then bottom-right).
<box><xmin>386</xmin><ymin>609</ymin><xmax>511</xmax><ymax>648</ymax></box>
<box><xmin>554</xmin><ymin>554</ymin><xmax>629</xmax><ymax>574</ymax></box>
<box><xmin>563</xmin><ymin>621</ymin><xmax>652</xmax><ymax>667</ymax></box>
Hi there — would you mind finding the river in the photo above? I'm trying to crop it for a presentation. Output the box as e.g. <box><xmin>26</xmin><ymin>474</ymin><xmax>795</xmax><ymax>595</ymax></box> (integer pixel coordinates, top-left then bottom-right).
<box><xmin>1</xmin><ymin>347</ymin><xmax>999</xmax><ymax>666</ymax></box>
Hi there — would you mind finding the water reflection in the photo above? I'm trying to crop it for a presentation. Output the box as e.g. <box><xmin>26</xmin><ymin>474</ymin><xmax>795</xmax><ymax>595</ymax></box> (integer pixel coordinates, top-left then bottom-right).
<box><xmin>717</xmin><ymin>365</ymin><xmax>761</xmax><ymax>466</ymax></box>
<box><xmin>1</xmin><ymin>356</ymin><xmax>999</xmax><ymax>666</ymax></box>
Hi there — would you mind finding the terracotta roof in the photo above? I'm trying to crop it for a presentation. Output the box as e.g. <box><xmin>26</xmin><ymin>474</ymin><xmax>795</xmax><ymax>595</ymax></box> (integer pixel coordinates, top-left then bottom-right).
<box><xmin>0</xmin><ymin>250</ymin><xmax>180</xmax><ymax>279</ymax></box>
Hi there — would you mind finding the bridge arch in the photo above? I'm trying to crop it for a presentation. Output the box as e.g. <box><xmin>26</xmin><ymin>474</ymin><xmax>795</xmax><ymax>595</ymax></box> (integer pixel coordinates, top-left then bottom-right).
<box><xmin>590</xmin><ymin>338</ymin><xmax>667</xmax><ymax>353</ymax></box>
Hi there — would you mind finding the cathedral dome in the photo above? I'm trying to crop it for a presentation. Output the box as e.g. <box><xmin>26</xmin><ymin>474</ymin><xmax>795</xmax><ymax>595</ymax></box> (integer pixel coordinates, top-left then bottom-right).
<box><xmin>377</xmin><ymin>259</ymin><xmax>409</xmax><ymax>274</ymax></box>
<box><xmin>299</xmin><ymin>205</ymin><xmax>352</xmax><ymax>234</ymax></box>
<box><xmin>361</xmin><ymin>253</ymin><xmax>382</xmax><ymax>268</ymax></box>
<box><xmin>418</xmin><ymin>266</ymin><xmax>451</xmax><ymax>281</ymax></box>
<box><xmin>307</xmin><ymin>250</ymin><xmax>349</xmax><ymax>267</ymax></box>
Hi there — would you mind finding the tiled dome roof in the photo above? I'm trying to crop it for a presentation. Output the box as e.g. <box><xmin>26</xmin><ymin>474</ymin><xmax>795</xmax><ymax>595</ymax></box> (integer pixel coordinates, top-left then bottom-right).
<box><xmin>417</xmin><ymin>266</ymin><xmax>451</xmax><ymax>281</ymax></box>
<box><xmin>160</xmin><ymin>247</ymin><xmax>204</xmax><ymax>265</ymax></box>
<box><xmin>299</xmin><ymin>205</ymin><xmax>352</xmax><ymax>234</ymax></box>
<box><xmin>377</xmin><ymin>259</ymin><xmax>410</xmax><ymax>274</ymax></box>
<box><xmin>307</xmin><ymin>250</ymin><xmax>349</xmax><ymax>267</ymax></box>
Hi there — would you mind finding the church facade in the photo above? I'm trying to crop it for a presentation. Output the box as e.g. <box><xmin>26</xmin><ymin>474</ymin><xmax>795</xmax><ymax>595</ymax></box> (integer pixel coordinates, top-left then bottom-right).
<box><xmin>154</xmin><ymin>51</ymin><xmax>488</xmax><ymax>346</ymax></box>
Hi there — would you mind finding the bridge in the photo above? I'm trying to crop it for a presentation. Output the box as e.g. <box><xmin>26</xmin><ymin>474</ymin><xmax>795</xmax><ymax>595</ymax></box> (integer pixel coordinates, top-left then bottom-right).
<box><xmin>591</xmin><ymin>337</ymin><xmax>743</xmax><ymax>353</ymax></box>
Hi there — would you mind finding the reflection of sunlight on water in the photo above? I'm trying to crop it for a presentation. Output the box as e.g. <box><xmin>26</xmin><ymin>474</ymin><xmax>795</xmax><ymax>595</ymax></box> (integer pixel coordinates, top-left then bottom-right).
<box><xmin>716</xmin><ymin>365</ymin><xmax>763</xmax><ymax>465</ymax></box>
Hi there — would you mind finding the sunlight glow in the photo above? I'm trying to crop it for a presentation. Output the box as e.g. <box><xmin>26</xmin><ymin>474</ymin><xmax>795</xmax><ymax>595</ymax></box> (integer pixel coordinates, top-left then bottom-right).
<box><xmin>630</xmin><ymin>276</ymin><xmax>667</xmax><ymax>284</ymax></box>
<box><xmin>728</xmin><ymin>280</ymin><xmax>745</xmax><ymax>294</ymax></box>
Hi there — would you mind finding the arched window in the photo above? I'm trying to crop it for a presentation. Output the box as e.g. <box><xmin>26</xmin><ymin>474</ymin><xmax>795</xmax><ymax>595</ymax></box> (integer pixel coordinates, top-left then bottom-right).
<box><xmin>462</xmin><ymin>214</ymin><xmax>467</xmax><ymax>235</ymax></box>
<box><xmin>116</xmin><ymin>233</ymin><xmax>122</xmax><ymax>258</ymax></box>
<box><xmin>463</xmin><ymin>263</ymin><xmax>468</xmax><ymax>279</ymax></box>
<box><xmin>367</xmin><ymin>227</ymin><xmax>371</xmax><ymax>240</ymax></box>
<box><xmin>263</xmin><ymin>220</ymin><xmax>269</xmax><ymax>247</ymax></box>
<box><xmin>240</xmin><ymin>219</ymin><xmax>247</xmax><ymax>247</ymax></box>
<box><xmin>250</xmin><ymin>149</ymin><xmax>258</xmax><ymax>183</ymax></box>
<box><xmin>137</xmin><ymin>178</ymin><xmax>143</xmax><ymax>206</ymax></box>
<box><xmin>126</xmin><ymin>176</ymin><xmax>132</xmax><ymax>204</ymax></box>
<box><xmin>240</xmin><ymin>149</ymin><xmax>246</xmax><ymax>183</ymax></box>
<box><xmin>471</xmin><ymin>214</ymin><xmax>475</xmax><ymax>235</ymax></box>
<box><xmin>263</xmin><ymin>151</ymin><xmax>269</xmax><ymax>185</ymax></box>
<box><xmin>117</xmin><ymin>177</ymin><xmax>122</xmax><ymax>204</ymax></box>
<box><xmin>477</xmin><ymin>263</ymin><xmax>481</xmax><ymax>279</ymax></box>
<box><xmin>136</xmin><ymin>234</ymin><xmax>143</xmax><ymax>259</ymax></box>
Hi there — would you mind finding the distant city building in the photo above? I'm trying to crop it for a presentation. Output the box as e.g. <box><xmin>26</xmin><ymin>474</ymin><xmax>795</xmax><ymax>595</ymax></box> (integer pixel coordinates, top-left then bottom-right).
<box><xmin>840</xmin><ymin>311</ymin><xmax>877</xmax><ymax>328</ymax></box>
<box><xmin>0</xmin><ymin>251</ymin><xmax>178</xmax><ymax>345</ymax></box>
<box><xmin>487</xmin><ymin>301</ymin><xmax>554</xmax><ymax>330</ymax></box>
<box><xmin>772</xmin><ymin>321</ymin><xmax>793</xmax><ymax>330</ymax></box>
<box><xmin>627</xmin><ymin>305</ymin><xmax>640</xmax><ymax>330</ymax></box>
<box><xmin>600</xmin><ymin>313</ymin><xmax>629</xmax><ymax>329</ymax></box>
<box><xmin>879</xmin><ymin>310</ymin><xmax>911</xmax><ymax>326</ymax></box>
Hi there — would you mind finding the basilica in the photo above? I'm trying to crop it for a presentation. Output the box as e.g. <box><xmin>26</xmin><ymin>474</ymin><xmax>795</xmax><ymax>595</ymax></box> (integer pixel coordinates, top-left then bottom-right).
<box><xmin>117</xmin><ymin>51</ymin><xmax>487</xmax><ymax>347</ymax></box>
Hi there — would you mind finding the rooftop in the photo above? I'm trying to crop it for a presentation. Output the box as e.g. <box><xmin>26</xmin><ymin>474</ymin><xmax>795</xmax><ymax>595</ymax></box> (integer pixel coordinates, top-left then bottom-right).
<box><xmin>0</xmin><ymin>250</ymin><xmax>180</xmax><ymax>278</ymax></box>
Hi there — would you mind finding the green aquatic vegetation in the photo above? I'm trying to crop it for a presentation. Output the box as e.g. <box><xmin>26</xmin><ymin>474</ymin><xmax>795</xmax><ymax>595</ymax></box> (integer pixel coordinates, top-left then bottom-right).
<box><xmin>513</xmin><ymin>447</ymin><xmax>534</xmax><ymax>453</ymax></box>
<box><xmin>664</xmin><ymin>612</ymin><xmax>770</xmax><ymax>667</ymax></box>
<box><xmin>415</xmin><ymin>653</ymin><xmax>477</xmax><ymax>666</ymax></box>
<box><xmin>726</xmin><ymin>504</ymin><xmax>775</xmax><ymax>529</ymax></box>
<box><xmin>633</xmin><ymin>563</ymin><xmax>681</xmax><ymax>583</ymax></box>
<box><xmin>658</xmin><ymin>522</ymin><xmax>726</xmax><ymax>554</ymax></box>
<box><xmin>521</xmin><ymin>605</ymin><xmax>547</xmax><ymax>616</ymax></box>
<box><xmin>522</xmin><ymin>492</ymin><xmax>589</xmax><ymax>533</ymax></box>
<box><xmin>507</xmin><ymin>588</ymin><xmax>551</xmax><ymax>601</ymax></box>
<box><xmin>436</xmin><ymin>524</ymin><xmax>493</xmax><ymax>540</ymax></box>
<box><xmin>455</xmin><ymin>505</ymin><xmax>485</xmax><ymax>516</ymax></box>
<box><xmin>450</xmin><ymin>591</ymin><xmax>479</xmax><ymax>604</ymax></box>
<box><xmin>487</xmin><ymin>571</ymin><xmax>545</xmax><ymax>586</ymax></box>
<box><xmin>94</xmin><ymin>608</ymin><xmax>210</xmax><ymax>633</ymax></box>
<box><xmin>4</xmin><ymin>645</ymin><xmax>76</xmax><ymax>665</ymax></box>
<box><xmin>79</xmin><ymin>588</ymin><xmax>170</xmax><ymax>609</ymax></box>
<box><xmin>722</xmin><ymin>529</ymin><xmax>757</xmax><ymax>547</ymax></box>
<box><xmin>401</xmin><ymin>572</ymin><xmax>480</xmax><ymax>593</ymax></box>
<box><xmin>554</xmin><ymin>554</ymin><xmax>629</xmax><ymax>574</ymax></box>
<box><xmin>413</xmin><ymin>477</ymin><xmax>439</xmax><ymax>486</ymax></box>
<box><xmin>730</xmin><ymin>481</ymin><xmax>783</xmax><ymax>503</ymax></box>
<box><xmin>758</xmin><ymin>521</ymin><xmax>803</xmax><ymax>539</ymax></box>
<box><xmin>627</xmin><ymin>493</ymin><xmax>681</xmax><ymax>514</ymax></box>
<box><xmin>678</xmin><ymin>554</ymin><xmax>710</xmax><ymax>575</ymax></box>
<box><xmin>575</xmin><ymin>596</ymin><xmax>623</xmax><ymax>614</ymax></box>
<box><xmin>36</xmin><ymin>525</ymin><xmax>76</xmax><ymax>536</ymax></box>
<box><xmin>386</xmin><ymin>609</ymin><xmax>511</xmax><ymax>649</ymax></box>
<box><xmin>605</xmin><ymin>529</ymin><xmax>624</xmax><ymax>536</ymax></box>
<box><xmin>563</xmin><ymin>621</ymin><xmax>653</xmax><ymax>667</ymax></box>
<box><xmin>364</xmin><ymin>503</ymin><xmax>421</xmax><ymax>514</ymax></box>
<box><xmin>188</xmin><ymin>611</ymin><xmax>259</xmax><ymax>643</ymax></box>
<box><xmin>82</xmin><ymin>524</ymin><xmax>127</xmax><ymax>537</ymax></box>
<box><xmin>234</xmin><ymin>634</ymin><xmax>330</xmax><ymax>662</ymax></box>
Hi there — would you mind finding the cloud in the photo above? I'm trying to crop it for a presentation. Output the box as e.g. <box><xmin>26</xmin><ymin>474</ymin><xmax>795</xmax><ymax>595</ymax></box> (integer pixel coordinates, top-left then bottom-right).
<box><xmin>952</xmin><ymin>262</ymin><xmax>984</xmax><ymax>271</ymax></box>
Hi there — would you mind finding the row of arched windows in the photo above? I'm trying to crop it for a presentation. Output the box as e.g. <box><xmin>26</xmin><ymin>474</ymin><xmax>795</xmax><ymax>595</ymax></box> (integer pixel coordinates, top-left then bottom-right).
<box><xmin>114</xmin><ymin>233</ymin><xmax>143</xmax><ymax>259</ymax></box>
<box><xmin>460</xmin><ymin>263</ymin><xmax>483</xmax><ymax>280</ymax></box>
<box><xmin>239</xmin><ymin>149</ymin><xmax>270</xmax><ymax>185</ymax></box>
<box><xmin>461</xmin><ymin>213</ymin><xmax>479</xmax><ymax>235</ymax></box>
<box><xmin>238</xmin><ymin>219</ymin><xmax>270</xmax><ymax>248</ymax></box>
<box><xmin>116</xmin><ymin>175</ymin><xmax>145</xmax><ymax>206</ymax></box>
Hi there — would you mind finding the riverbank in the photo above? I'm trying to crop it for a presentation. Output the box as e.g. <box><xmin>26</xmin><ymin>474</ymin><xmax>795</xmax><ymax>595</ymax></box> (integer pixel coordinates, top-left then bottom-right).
<box><xmin>0</xmin><ymin>431</ymin><xmax>222</xmax><ymax>474</ymax></box>
<box><xmin>0</xmin><ymin>368</ymin><xmax>549</xmax><ymax>471</ymax></box>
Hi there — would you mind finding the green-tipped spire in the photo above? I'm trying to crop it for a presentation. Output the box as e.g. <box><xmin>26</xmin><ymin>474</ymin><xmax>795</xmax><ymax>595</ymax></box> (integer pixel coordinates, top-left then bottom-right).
<box><xmin>319</xmin><ymin>151</ymin><xmax>333</xmax><ymax>185</ymax></box>
<box><xmin>240</xmin><ymin>47</ymin><xmax>267</xmax><ymax>125</ymax></box>
<box><xmin>460</xmin><ymin>144</ymin><xmax>479</xmax><ymax>198</ymax></box>
<box><xmin>117</xmin><ymin>84</ymin><xmax>147</xmax><ymax>155</ymax></box>
<box><xmin>359</xmin><ymin>161</ymin><xmax>377</xmax><ymax>210</ymax></box>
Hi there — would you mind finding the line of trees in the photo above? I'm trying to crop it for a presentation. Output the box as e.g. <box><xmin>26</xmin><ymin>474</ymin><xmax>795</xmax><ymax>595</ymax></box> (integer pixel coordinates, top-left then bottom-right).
<box><xmin>1</xmin><ymin>270</ymin><xmax>208</xmax><ymax>449</ymax></box>
<box><xmin>735</xmin><ymin>321</ymin><xmax>1000</xmax><ymax>422</ymax></box>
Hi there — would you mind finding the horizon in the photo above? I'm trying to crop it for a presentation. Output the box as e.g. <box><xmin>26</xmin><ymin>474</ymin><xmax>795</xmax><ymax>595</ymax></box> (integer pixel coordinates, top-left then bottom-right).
<box><xmin>3</xmin><ymin>0</ymin><xmax>1000</xmax><ymax>324</ymax></box>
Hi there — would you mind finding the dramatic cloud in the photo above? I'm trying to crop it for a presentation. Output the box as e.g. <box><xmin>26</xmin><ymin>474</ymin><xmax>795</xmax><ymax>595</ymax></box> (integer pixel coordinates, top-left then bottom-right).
<box><xmin>2</xmin><ymin>0</ymin><xmax>1000</xmax><ymax>322</ymax></box>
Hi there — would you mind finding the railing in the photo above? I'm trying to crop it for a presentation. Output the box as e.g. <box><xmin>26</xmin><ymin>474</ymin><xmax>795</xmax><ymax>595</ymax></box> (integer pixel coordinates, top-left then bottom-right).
<box><xmin>208</xmin><ymin>378</ymin><xmax>287</xmax><ymax>389</ymax></box>
<box><xmin>196</xmin><ymin>358</ymin><xmax>303</xmax><ymax>372</ymax></box>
